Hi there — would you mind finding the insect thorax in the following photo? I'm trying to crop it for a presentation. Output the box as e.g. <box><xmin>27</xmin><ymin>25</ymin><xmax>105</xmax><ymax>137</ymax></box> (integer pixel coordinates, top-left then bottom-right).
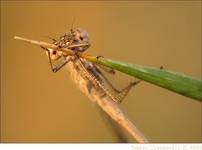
<box><xmin>56</xmin><ymin>28</ymin><xmax>90</xmax><ymax>52</ymax></box>
<box><xmin>47</xmin><ymin>28</ymin><xmax>90</xmax><ymax>61</ymax></box>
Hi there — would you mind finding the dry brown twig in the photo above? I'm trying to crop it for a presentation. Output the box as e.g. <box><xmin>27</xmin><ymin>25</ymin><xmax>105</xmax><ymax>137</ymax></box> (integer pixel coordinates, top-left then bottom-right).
<box><xmin>14</xmin><ymin>36</ymin><xmax>149</xmax><ymax>143</ymax></box>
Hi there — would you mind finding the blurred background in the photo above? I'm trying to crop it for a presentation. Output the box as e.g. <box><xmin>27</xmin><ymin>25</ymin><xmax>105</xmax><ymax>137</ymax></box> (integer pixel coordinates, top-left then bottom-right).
<box><xmin>1</xmin><ymin>1</ymin><xmax>201</xmax><ymax>143</ymax></box>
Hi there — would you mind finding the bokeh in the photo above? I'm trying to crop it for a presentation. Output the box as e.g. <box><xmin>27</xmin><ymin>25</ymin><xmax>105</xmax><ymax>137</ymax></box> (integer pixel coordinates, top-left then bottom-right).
<box><xmin>1</xmin><ymin>1</ymin><xmax>201</xmax><ymax>142</ymax></box>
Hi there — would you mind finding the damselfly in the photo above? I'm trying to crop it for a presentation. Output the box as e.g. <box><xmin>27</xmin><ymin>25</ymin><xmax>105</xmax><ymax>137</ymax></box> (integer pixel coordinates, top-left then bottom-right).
<box><xmin>41</xmin><ymin>28</ymin><xmax>140</xmax><ymax>103</ymax></box>
<box><xmin>14</xmin><ymin>27</ymin><xmax>148</xmax><ymax>143</ymax></box>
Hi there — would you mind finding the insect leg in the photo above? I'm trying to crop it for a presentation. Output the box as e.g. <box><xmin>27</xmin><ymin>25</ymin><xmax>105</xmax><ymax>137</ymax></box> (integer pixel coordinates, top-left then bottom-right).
<box><xmin>41</xmin><ymin>46</ymin><xmax>55</xmax><ymax>71</ymax></box>
<box><xmin>96</xmin><ymin>64</ymin><xmax>115</xmax><ymax>75</ymax></box>
<box><xmin>96</xmin><ymin>69</ymin><xmax>141</xmax><ymax>103</ymax></box>
<box><xmin>41</xmin><ymin>46</ymin><xmax>69</xmax><ymax>73</ymax></box>
<box><xmin>51</xmin><ymin>57</ymin><xmax>70</xmax><ymax>73</ymax></box>
<box><xmin>114</xmin><ymin>65</ymin><xmax>163</xmax><ymax>103</ymax></box>
<box><xmin>95</xmin><ymin>56</ymin><xmax>116</xmax><ymax>75</ymax></box>
<box><xmin>114</xmin><ymin>79</ymin><xmax>141</xmax><ymax>103</ymax></box>
<box><xmin>115</xmin><ymin>64</ymin><xmax>164</xmax><ymax>103</ymax></box>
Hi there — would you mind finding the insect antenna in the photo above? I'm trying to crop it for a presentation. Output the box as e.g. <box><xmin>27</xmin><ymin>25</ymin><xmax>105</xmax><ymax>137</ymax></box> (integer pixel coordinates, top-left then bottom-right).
<box><xmin>41</xmin><ymin>35</ymin><xmax>57</xmax><ymax>43</ymax></box>
<box><xmin>70</xmin><ymin>17</ymin><xmax>76</xmax><ymax>34</ymax></box>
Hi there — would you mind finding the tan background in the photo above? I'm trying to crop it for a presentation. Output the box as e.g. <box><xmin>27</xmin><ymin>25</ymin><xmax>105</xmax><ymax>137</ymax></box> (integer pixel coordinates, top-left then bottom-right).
<box><xmin>1</xmin><ymin>1</ymin><xmax>201</xmax><ymax>142</ymax></box>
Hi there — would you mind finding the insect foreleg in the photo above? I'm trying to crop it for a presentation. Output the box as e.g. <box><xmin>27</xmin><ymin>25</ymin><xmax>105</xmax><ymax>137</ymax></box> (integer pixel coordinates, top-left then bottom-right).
<box><xmin>41</xmin><ymin>46</ymin><xmax>70</xmax><ymax>73</ymax></box>
<box><xmin>51</xmin><ymin>57</ymin><xmax>70</xmax><ymax>73</ymax></box>
<box><xmin>41</xmin><ymin>46</ymin><xmax>55</xmax><ymax>72</ymax></box>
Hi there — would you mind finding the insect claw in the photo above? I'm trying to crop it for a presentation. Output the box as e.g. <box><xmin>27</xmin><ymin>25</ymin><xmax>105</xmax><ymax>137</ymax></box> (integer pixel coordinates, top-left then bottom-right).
<box><xmin>53</xmin><ymin>68</ymin><xmax>57</xmax><ymax>73</ymax></box>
